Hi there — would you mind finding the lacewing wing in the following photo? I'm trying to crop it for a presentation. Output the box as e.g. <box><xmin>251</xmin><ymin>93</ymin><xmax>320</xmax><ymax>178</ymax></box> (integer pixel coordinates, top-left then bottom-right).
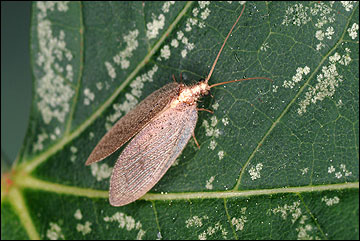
<box><xmin>85</xmin><ymin>82</ymin><xmax>181</xmax><ymax>165</ymax></box>
<box><xmin>86</xmin><ymin>4</ymin><xmax>270</xmax><ymax>206</ymax></box>
<box><xmin>109</xmin><ymin>103</ymin><xmax>197</xmax><ymax>206</ymax></box>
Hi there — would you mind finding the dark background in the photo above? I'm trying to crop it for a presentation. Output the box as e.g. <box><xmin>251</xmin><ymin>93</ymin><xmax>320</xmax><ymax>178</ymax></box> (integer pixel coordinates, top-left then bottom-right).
<box><xmin>1</xmin><ymin>2</ymin><xmax>32</xmax><ymax>167</ymax></box>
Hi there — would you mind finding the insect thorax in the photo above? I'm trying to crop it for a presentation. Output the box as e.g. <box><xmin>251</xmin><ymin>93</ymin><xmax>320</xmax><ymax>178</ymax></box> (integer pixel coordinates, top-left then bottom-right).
<box><xmin>170</xmin><ymin>82</ymin><xmax>210</xmax><ymax>107</ymax></box>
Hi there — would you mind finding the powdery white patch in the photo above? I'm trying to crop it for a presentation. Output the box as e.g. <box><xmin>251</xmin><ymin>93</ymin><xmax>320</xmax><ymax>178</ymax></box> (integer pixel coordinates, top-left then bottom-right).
<box><xmin>74</xmin><ymin>209</ymin><xmax>82</xmax><ymax>220</ymax></box>
<box><xmin>260</xmin><ymin>42</ymin><xmax>269</xmax><ymax>51</ymax></box>
<box><xmin>283</xmin><ymin>2</ymin><xmax>336</xmax><ymax>51</ymax></box>
<box><xmin>272</xmin><ymin>202</ymin><xmax>317</xmax><ymax>239</ymax></box>
<box><xmin>105</xmin><ymin>61</ymin><xmax>116</xmax><ymax>80</ymax></box>
<box><xmin>218</xmin><ymin>151</ymin><xmax>224</xmax><ymax>160</ymax></box>
<box><xmin>185</xmin><ymin>21</ymin><xmax>192</xmax><ymax>32</ymax></box>
<box><xmin>198</xmin><ymin>1</ymin><xmax>210</xmax><ymax>9</ymax></box>
<box><xmin>70</xmin><ymin>145</ymin><xmax>78</xmax><ymax>163</ymax></box>
<box><xmin>177</xmin><ymin>30</ymin><xmax>184</xmax><ymax>40</ymax></box>
<box><xmin>328</xmin><ymin>165</ymin><xmax>335</xmax><ymax>173</ymax></box>
<box><xmin>33</xmin><ymin>132</ymin><xmax>49</xmax><ymax>152</ymax></box>
<box><xmin>178</xmin><ymin>34</ymin><xmax>194</xmax><ymax>55</ymax></box>
<box><xmin>321</xmin><ymin>196</ymin><xmax>340</xmax><ymax>206</ymax></box>
<box><xmin>202</xmin><ymin>119</ymin><xmax>221</xmax><ymax>137</ymax></box>
<box><xmin>185</xmin><ymin>215</ymin><xmax>208</xmax><ymax>228</ymax></box>
<box><xmin>66</xmin><ymin>64</ymin><xmax>73</xmax><ymax>81</ymax></box>
<box><xmin>347</xmin><ymin>23</ymin><xmax>359</xmax><ymax>39</ymax></box>
<box><xmin>201</xmin><ymin>8</ymin><xmax>211</xmax><ymax>20</ymax></box>
<box><xmin>297</xmin><ymin>49</ymin><xmax>351</xmax><ymax>115</ymax></box>
<box><xmin>295</xmin><ymin>215</ymin><xmax>320</xmax><ymax>239</ymax></box>
<box><xmin>89</xmin><ymin>132</ymin><xmax>94</xmax><ymax>140</ymax></box>
<box><xmin>340</xmin><ymin>163</ymin><xmax>352</xmax><ymax>177</ymax></box>
<box><xmin>163</xmin><ymin>0</ymin><xmax>216</xmax><ymax>62</ymax></box>
<box><xmin>147</xmin><ymin>14</ymin><xmax>165</xmax><ymax>40</ymax></box>
<box><xmin>296</xmin><ymin>222</ymin><xmax>314</xmax><ymax>240</ymax></box>
<box><xmin>222</xmin><ymin>117</ymin><xmax>229</xmax><ymax>126</ymax></box>
<box><xmin>198</xmin><ymin>222</ymin><xmax>228</xmax><ymax>240</ymax></box>
<box><xmin>90</xmin><ymin>163</ymin><xmax>112</xmax><ymax>181</ymax></box>
<box><xmin>104</xmin><ymin>212</ymin><xmax>146</xmax><ymax>240</ymax></box>
<box><xmin>212</xmin><ymin>102</ymin><xmax>219</xmax><ymax>110</ymax></box>
<box><xmin>36</xmin><ymin>2</ymin><xmax>75</xmax><ymax>126</ymax></box>
<box><xmin>341</xmin><ymin>1</ymin><xmax>356</xmax><ymax>11</ymax></box>
<box><xmin>325</xmin><ymin>26</ymin><xmax>335</xmax><ymax>39</ymax></box>
<box><xmin>171</xmin><ymin>39</ymin><xmax>179</xmax><ymax>48</ymax></box>
<box><xmin>336</xmin><ymin>99</ymin><xmax>343</xmax><ymax>107</ymax></box>
<box><xmin>47</xmin><ymin>222</ymin><xmax>65</xmax><ymax>240</ymax></box>
<box><xmin>335</xmin><ymin>172</ymin><xmax>343</xmax><ymax>178</ymax></box>
<box><xmin>315</xmin><ymin>30</ymin><xmax>325</xmax><ymax>41</ymax></box>
<box><xmin>316</xmin><ymin>42</ymin><xmax>325</xmax><ymax>51</ymax></box>
<box><xmin>113</xmin><ymin>30</ymin><xmax>139</xmax><ymax>69</ymax></box>
<box><xmin>96</xmin><ymin>82</ymin><xmax>103</xmax><ymax>91</ymax></box>
<box><xmin>283</xmin><ymin>66</ymin><xmax>310</xmax><ymax>89</ymax></box>
<box><xmin>181</xmin><ymin>49</ymin><xmax>188</xmax><ymax>58</ymax></box>
<box><xmin>186</xmin><ymin>215</ymin><xmax>227</xmax><ymax>239</ymax></box>
<box><xmin>55</xmin><ymin>1</ymin><xmax>69</xmax><ymax>11</ymax></box>
<box><xmin>209</xmin><ymin>140</ymin><xmax>217</xmax><ymax>150</ymax></box>
<box><xmin>282</xmin><ymin>3</ymin><xmax>311</xmax><ymax>26</ymax></box>
<box><xmin>272</xmin><ymin>201</ymin><xmax>302</xmax><ymax>224</ymax></box>
<box><xmin>76</xmin><ymin>221</ymin><xmax>92</xmax><ymax>235</ymax></box>
<box><xmin>248</xmin><ymin>163</ymin><xmax>263</xmax><ymax>180</ymax></box>
<box><xmin>162</xmin><ymin>1</ymin><xmax>175</xmax><ymax>13</ymax></box>
<box><xmin>231</xmin><ymin>216</ymin><xmax>247</xmax><ymax>231</ymax></box>
<box><xmin>205</xmin><ymin>176</ymin><xmax>215</xmax><ymax>189</ymax></box>
<box><xmin>202</xmin><ymin>118</ymin><xmax>224</xmax><ymax>157</ymax></box>
<box><xmin>54</xmin><ymin>127</ymin><xmax>60</xmax><ymax>135</ymax></box>
<box><xmin>50</xmin><ymin>127</ymin><xmax>61</xmax><ymax>141</ymax></box>
<box><xmin>84</xmin><ymin>88</ymin><xmax>95</xmax><ymax>106</ymax></box>
<box><xmin>186</xmin><ymin>18</ymin><xmax>199</xmax><ymax>32</ymax></box>
<box><xmin>312</xmin><ymin>2</ymin><xmax>336</xmax><ymax>28</ymax></box>
<box><xmin>300</xmin><ymin>167</ymin><xmax>309</xmax><ymax>175</ymax></box>
<box><xmin>272</xmin><ymin>85</ymin><xmax>279</xmax><ymax>93</ymax></box>
<box><xmin>105</xmin><ymin>65</ymin><xmax>158</xmax><ymax>131</ymax></box>
<box><xmin>210</xmin><ymin>116</ymin><xmax>218</xmax><ymax>126</ymax></box>
<box><xmin>160</xmin><ymin>45</ymin><xmax>171</xmax><ymax>60</ymax></box>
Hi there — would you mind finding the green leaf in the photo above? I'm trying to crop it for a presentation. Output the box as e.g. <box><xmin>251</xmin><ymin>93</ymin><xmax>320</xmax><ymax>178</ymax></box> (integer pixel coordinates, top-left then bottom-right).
<box><xmin>2</xmin><ymin>1</ymin><xmax>359</xmax><ymax>240</ymax></box>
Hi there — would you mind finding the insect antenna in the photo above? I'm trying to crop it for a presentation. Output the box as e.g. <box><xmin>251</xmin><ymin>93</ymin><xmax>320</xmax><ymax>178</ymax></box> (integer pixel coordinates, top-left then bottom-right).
<box><xmin>205</xmin><ymin>4</ymin><xmax>246</xmax><ymax>84</ymax></box>
<box><xmin>203</xmin><ymin>3</ymin><xmax>273</xmax><ymax>89</ymax></box>
<box><xmin>209</xmin><ymin>77</ymin><xmax>273</xmax><ymax>89</ymax></box>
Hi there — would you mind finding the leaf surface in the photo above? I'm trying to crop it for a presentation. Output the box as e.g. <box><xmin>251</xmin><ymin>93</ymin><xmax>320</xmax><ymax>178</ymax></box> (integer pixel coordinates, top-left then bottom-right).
<box><xmin>1</xmin><ymin>2</ymin><xmax>359</xmax><ymax>240</ymax></box>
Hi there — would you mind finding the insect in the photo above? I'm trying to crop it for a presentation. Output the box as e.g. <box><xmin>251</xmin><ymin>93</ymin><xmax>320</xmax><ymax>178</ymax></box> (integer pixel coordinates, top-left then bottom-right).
<box><xmin>85</xmin><ymin>3</ymin><xmax>271</xmax><ymax>206</ymax></box>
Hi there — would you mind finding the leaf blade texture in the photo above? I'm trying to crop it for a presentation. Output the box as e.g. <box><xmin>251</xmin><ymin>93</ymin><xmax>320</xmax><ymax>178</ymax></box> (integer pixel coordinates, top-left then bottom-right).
<box><xmin>1</xmin><ymin>2</ymin><xmax>358</xmax><ymax>240</ymax></box>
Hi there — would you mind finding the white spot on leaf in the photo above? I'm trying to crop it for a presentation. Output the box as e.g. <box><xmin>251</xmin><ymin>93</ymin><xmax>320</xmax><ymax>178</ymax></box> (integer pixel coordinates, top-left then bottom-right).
<box><xmin>90</xmin><ymin>163</ymin><xmax>112</xmax><ymax>181</ymax></box>
<box><xmin>46</xmin><ymin>222</ymin><xmax>65</xmax><ymax>240</ymax></box>
<box><xmin>74</xmin><ymin>209</ymin><xmax>82</xmax><ymax>220</ymax></box>
<box><xmin>146</xmin><ymin>14</ymin><xmax>165</xmax><ymax>40</ymax></box>
<box><xmin>248</xmin><ymin>163</ymin><xmax>263</xmax><ymax>180</ymax></box>
<box><xmin>104</xmin><ymin>212</ymin><xmax>145</xmax><ymax>240</ymax></box>
<box><xmin>321</xmin><ymin>196</ymin><xmax>340</xmax><ymax>206</ymax></box>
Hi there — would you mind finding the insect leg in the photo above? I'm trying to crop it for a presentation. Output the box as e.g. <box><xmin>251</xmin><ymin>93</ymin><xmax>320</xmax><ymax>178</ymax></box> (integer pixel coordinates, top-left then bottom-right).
<box><xmin>192</xmin><ymin>132</ymin><xmax>200</xmax><ymax>149</ymax></box>
<box><xmin>197</xmin><ymin>108</ymin><xmax>214</xmax><ymax>114</ymax></box>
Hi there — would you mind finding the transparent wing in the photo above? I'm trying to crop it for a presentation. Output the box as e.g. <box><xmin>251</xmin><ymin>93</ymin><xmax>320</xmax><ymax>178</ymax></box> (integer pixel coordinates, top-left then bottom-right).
<box><xmin>85</xmin><ymin>82</ymin><xmax>181</xmax><ymax>165</ymax></box>
<box><xmin>109</xmin><ymin>103</ymin><xmax>197</xmax><ymax>206</ymax></box>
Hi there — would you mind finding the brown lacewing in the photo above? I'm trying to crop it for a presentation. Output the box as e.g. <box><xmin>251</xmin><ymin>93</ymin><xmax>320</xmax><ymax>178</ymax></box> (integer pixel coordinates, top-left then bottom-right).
<box><xmin>85</xmin><ymin>3</ymin><xmax>271</xmax><ymax>206</ymax></box>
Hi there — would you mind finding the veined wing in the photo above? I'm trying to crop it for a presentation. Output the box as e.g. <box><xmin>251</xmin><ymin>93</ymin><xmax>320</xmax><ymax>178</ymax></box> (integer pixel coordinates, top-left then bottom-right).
<box><xmin>86</xmin><ymin>82</ymin><xmax>181</xmax><ymax>165</ymax></box>
<box><xmin>109</xmin><ymin>103</ymin><xmax>198</xmax><ymax>206</ymax></box>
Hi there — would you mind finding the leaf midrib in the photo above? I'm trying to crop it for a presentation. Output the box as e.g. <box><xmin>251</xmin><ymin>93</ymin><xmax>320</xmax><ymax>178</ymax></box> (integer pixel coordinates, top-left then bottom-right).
<box><xmin>15</xmin><ymin>174</ymin><xmax>359</xmax><ymax>201</ymax></box>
